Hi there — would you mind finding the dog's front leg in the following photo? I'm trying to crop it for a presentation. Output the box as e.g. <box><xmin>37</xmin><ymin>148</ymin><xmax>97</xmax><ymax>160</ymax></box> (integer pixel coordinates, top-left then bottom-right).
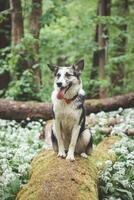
<box><xmin>66</xmin><ymin>124</ymin><xmax>80</xmax><ymax>161</ymax></box>
<box><xmin>54</xmin><ymin>119</ymin><xmax>66</xmax><ymax>158</ymax></box>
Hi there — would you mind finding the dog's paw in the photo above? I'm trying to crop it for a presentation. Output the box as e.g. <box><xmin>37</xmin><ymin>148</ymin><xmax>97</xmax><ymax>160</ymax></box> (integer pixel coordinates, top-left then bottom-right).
<box><xmin>81</xmin><ymin>153</ymin><xmax>88</xmax><ymax>159</ymax></box>
<box><xmin>57</xmin><ymin>151</ymin><xmax>66</xmax><ymax>158</ymax></box>
<box><xmin>66</xmin><ymin>154</ymin><xmax>75</xmax><ymax>161</ymax></box>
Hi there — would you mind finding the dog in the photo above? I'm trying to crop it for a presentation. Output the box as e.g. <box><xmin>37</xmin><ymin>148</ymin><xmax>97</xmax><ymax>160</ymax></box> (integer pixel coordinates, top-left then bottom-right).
<box><xmin>48</xmin><ymin>59</ymin><xmax>93</xmax><ymax>161</ymax></box>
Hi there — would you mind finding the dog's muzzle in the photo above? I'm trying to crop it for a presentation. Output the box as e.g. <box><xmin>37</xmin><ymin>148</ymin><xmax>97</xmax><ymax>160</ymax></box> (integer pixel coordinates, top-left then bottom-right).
<box><xmin>57</xmin><ymin>83</ymin><xmax>72</xmax><ymax>100</ymax></box>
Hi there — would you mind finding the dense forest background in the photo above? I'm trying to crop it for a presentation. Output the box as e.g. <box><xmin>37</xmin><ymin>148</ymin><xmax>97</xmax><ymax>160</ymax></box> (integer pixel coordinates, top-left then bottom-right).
<box><xmin>0</xmin><ymin>1</ymin><xmax>134</xmax><ymax>200</ymax></box>
<box><xmin>0</xmin><ymin>0</ymin><xmax>134</xmax><ymax>102</ymax></box>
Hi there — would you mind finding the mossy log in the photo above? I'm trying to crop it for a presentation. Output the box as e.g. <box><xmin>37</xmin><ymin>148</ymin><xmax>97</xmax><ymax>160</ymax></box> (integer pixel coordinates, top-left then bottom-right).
<box><xmin>0</xmin><ymin>93</ymin><xmax>134</xmax><ymax>120</ymax></box>
<box><xmin>16</xmin><ymin>136</ymin><xmax>119</xmax><ymax>200</ymax></box>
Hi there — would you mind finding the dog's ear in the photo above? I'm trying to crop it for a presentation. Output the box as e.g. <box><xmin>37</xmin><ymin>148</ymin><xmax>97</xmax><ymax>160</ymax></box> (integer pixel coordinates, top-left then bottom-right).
<box><xmin>47</xmin><ymin>64</ymin><xmax>58</xmax><ymax>74</ymax></box>
<box><xmin>73</xmin><ymin>59</ymin><xmax>84</xmax><ymax>74</ymax></box>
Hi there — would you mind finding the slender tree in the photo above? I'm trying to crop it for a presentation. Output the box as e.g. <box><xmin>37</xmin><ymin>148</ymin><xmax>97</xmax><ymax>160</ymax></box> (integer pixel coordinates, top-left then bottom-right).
<box><xmin>29</xmin><ymin>0</ymin><xmax>42</xmax><ymax>38</ymax></box>
<box><xmin>111</xmin><ymin>0</ymin><xmax>129</xmax><ymax>88</ymax></box>
<box><xmin>90</xmin><ymin>0</ymin><xmax>111</xmax><ymax>98</ymax></box>
<box><xmin>90</xmin><ymin>5</ymin><xmax>100</xmax><ymax>77</ymax></box>
<box><xmin>10</xmin><ymin>0</ymin><xmax>24</xmax><ymax>46</ymax></box>
<box><xmin>29</xmin><ymin>0</ymin><xmax>42</xmax><ymax>90</ymax></box>
<box><xmin>0</xmin><ymin>1</ymin><xmax>11</xmax><ymax>90</ymax></box>
<box><xmin>98</xmin><ymin>0</ymin><xmax>111</xmax><ymax>98</ymax></box>
<box><xmin>0</xmin><ymin>0</ymin><xmax>11</xmax><ymax>48</ymax></box>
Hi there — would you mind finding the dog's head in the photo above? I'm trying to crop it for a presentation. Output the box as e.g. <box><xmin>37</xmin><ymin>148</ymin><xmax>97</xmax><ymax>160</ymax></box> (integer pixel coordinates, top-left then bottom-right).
<box><xmin>48</xmin><ymin>60</ymin><xmax>84</xmax><ymax>99</ymax></box>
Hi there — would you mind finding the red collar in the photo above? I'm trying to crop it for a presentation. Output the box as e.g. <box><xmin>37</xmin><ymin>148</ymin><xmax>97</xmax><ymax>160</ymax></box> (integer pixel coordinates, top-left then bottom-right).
<box><xmin>63</xmin><ymin>94</ymin><xmax>78</xmax><ymax>104</ymax></box>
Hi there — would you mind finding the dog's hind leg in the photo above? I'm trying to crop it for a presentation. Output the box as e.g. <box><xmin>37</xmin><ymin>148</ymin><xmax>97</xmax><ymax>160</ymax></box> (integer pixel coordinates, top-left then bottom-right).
<box><xmin>51</xmin><ymin>127</ymin><xmax>58</xmax><ymax>153</ymax></box>
<box><xmin>86</xmin><ymin>130</ymin><xmax>93</xmax><ymax>155</ymax></box>
<box><xmin>76</xmin><ymin>128</ymin><xmax>93</xmax><ymax>158</ymax></box>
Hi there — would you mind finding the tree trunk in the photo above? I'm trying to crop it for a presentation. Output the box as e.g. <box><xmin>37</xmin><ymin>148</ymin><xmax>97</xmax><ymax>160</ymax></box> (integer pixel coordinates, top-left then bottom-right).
<box><xmin>0</xmin><ymin>0</ymin><xmax>11</xmax><ymax>90</ymax></box>
<box><xmin>111</xmin><ymin>0</ymin><xmax>129</xmax><ymax>88</ymax></box>
<box><xmin>88</xmin><ymin>27</ymin><xmax>99</xmax><ymax>99</ymax></box>
<box><xmin>0</xmin><ymin>0</ymin><xmax>11</xmax><ymax>48</ymax></box>
<box><xmin>98</xmin><ymin>0</ymin><xmax>111</xmax><ymax>98</ymax></box>
<box><xmin>29</xmin><ymin>0</ymin><xmax>42</xmax><ymax>39</ymax></box>
<box><xmin>89</xmin><ymin>0</ymin><xmax>111</xmax><ymax>99</ymax></box>
<box><xmin>0</xmin><ymin>99</ymin><xmax>52</xmax><ymax>121</ymax></box>
<box><xmin>91</xmin><ymin>24</ymin><xmax>99</xmax><ymax>80</ymax></box>
<box><xmin>89</xmin><ymin>6</ymin><xmax>99</xmax><ymax>99</ymax></box>
<box><xmin>85</xmin><ymin>92</ymin><xmax>134</xmax><ymax>114</ymax></box>
<box><xmin>29</xmin><ymin>0</ymin><xmax>42</xmax><ymax>90</ymax></box>
<box><xmin>0</xmin><ymin>93</ymin><xmax>133</xmax><ymax>121</ymax></box>
<box><xmin>10</xmin><ymin>0</ymin><xmax>24</xmax><ymax>46</ymax></box>
<box><xmin>16</xmin><ymin>136</ymin><xmax>119</xmax><ymax>200</ymax></box>
<box><xmin>0</xmin><ymin>72</ymin><xmax>11</xmax><ymax>90</ymax></box>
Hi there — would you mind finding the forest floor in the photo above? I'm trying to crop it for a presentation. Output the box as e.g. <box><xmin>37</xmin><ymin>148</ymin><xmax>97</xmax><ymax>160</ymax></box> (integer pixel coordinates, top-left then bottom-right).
<box><xmin>0</xmin><ymin>107</ymin><xmax>134</xmax><ymax>200</ymax></box>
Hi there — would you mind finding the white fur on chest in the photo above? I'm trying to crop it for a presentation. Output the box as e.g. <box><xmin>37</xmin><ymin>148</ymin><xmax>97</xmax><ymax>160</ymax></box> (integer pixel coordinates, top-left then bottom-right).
<box><xmin>52</xmin><ymin>90</ymin><xmax>82</xmax><ymax>149</ymax></box>
<box><xmin>53</xmin><ymin>97</ymin><xmax>81</xmax><ymax>123</ymax></box>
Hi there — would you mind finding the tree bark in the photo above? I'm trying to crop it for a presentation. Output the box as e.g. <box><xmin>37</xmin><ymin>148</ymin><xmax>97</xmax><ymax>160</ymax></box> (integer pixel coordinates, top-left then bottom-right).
<box><xmin>0</xmin><ymin>72</ymin><xmax>11</xmax><ymax>90</ymax></box>
<box><xmin>89</xmin><ymin>0</ymin><xmax>111</xmax><ymax>99</ymax></box>
<box><xmin>89</xmin><ymin>6</ymin><xmax>100</xmax><ymax>99</ymax></box>
<box><xmin>98</xmin><ymin>0</ymin><xmax>111</xmax><ymax>98</ymax></box>
<box><xmin>10</xmin><ymin>0</ymin><xmax>24</xmax><ymax>46</ymax></box>
<box><xmin>85</xmin><ymin>92</ymin><xmax>134</xmax><ymax>114</ymax></box>
<box><xmin>0</xmin><ymin>99</ymin><xmax>52</xmax><ymax>121</ymax></box>
<box><xmin>16</xmin><ymin>136</ymin><xmax>119</xmax><ymax>200</ymax></box>
<box><xmin>0</xmin><ymin>0</ymin><xmax>11</xmax><ymax>90</ymax></box>
<box><xmin>0</xmin><ymin>0</ymin><xmax>11</xmax><ymax>48</ymax></box>
<box><xmin>0</xmin><ymin>93</ymin><xmax>134</xmax><ymax>121</ymax></box>
<box><xmin>29</xmin><ymin>0</ymin><xmax>42</xmax><ymax>90</ymax></box>
<box><xmin>29</xmin><ymin>0</ymin><xmax>42</xmax><ymax>39</ymax></box>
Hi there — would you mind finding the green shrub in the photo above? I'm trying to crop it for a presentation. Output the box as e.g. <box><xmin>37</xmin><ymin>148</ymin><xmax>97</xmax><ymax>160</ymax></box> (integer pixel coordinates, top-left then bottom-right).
<box><xmin>100</xmin><ymin>137</ymin><xmax>134</xmax><ymax>200</ymax></box>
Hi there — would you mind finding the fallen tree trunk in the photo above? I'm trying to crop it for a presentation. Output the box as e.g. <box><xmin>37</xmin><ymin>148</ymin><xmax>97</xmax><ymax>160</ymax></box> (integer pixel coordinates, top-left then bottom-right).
<box><xmin>0</xmin><ymin>99</ymin><xmax>52</xmax><ymax>121</ymax></box>
<box><xmin>85</xmin><ymin>92</ymin><xmax>134</xmax><ymax>114</ymax></box>
<box><xmin>16</xmin><ymin>136</ymin><xmax>119</xmax><ymax>200</ymax></box>
<box><xmin>0</xmin><ymin>93</ymin><xmax>134</xmax><ymax>120</ymax></box>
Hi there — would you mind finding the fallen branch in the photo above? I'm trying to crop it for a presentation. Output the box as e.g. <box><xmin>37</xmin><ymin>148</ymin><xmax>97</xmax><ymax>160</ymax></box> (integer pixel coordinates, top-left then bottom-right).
<box><xmin>98</xmin><ymin>127</ymin><xmax>134</xmax><ymax>136</ymax></box>
<box><xmin>85</xmin><ymin>92</ymin><xmax>134</xmax><ymax>114</ymax></box>
<box><xmin>0</xmin><ymin>93</ymin><xmax>134</xmax><ymax>121</ymax></box>
<box><xmin>16</xmin><ymin>136</ymin><xmax>119</xmax><ymax>200</ymax></box>
<box><xmin>0</xmin><ymin>99</ymin><xmax>52</xmax><ymax>121</ymax></box>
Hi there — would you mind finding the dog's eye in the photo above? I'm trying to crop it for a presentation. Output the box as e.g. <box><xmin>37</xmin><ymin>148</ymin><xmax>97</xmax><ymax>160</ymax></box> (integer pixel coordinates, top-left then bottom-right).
<box><xmin>65</xmin><ymin>72</ymin><xmax>71</xmax><ymax>78</ymax></box>
<box><xmin>56</xmin><ymin>73</ymin><xmax>61</xmax><ymax>78</ymax></box>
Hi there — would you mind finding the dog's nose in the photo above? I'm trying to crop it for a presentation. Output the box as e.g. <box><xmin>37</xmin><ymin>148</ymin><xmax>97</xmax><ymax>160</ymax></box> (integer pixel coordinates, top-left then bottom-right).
<box><xmin>57</xmin><ymin>82</ymin><xmax>62</xmax><ymax>87</ymax></box>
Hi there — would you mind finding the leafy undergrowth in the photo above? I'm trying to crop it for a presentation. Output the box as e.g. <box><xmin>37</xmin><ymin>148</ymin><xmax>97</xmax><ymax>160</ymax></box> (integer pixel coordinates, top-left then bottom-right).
<box><xmin>99</xmin><ymin>137</ymin><xmax>134</xmax><ymax>200</ymax></box>
<box><xmin>0</xmin><ymin>108</ymin><xmax>134</xmax><ymax>200</ymax></box>
<box><xmin>0</xmin><ymin>119</ymin><xmax>45</xmax><ymax>200</ymax></box>
<box><xmin>90</xmin><ymin>108</ymin><xmax>134</xmax><ymax>200</ymax></box>
<box><xmin>89</xmin><ymin>108</ymin><xmax>134</xmax><ymax>145</ymax></box>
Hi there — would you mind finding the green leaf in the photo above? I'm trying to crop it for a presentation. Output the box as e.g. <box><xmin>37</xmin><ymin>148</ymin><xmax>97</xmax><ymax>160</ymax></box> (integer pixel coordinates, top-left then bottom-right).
<box><xmin>10</xmin><ymin>177</ymin><xmax>20</xmax><ymax>194</ymax></box>
<box><xmin>116</xmin><ymin>188</ymin><xmax>133</xmax><ymax>200</ymax></box>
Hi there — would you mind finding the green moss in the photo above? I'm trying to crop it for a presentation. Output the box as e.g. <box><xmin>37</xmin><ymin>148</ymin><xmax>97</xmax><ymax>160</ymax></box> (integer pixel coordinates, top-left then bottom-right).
<box><xmin>16</xmin><ymin>136</ymin><xmax>119</xmax><ymax>200</ymax></box>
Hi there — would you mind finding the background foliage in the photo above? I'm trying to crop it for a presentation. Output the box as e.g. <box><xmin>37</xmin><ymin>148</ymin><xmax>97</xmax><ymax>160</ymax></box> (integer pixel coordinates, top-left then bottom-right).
<box><xmin>0</xmin><ymin>2</ymin><xmax>134</xmax><ymax>200</ymax></box>
<box><xmin>100</xmin><ymin>137</ymin><xmax>134</xmax><ymax>200</ymax></box>
<box><xmin>0</xmin><ymin>0</ymin><xmax>134</xmax><ymax>101</ymax></box>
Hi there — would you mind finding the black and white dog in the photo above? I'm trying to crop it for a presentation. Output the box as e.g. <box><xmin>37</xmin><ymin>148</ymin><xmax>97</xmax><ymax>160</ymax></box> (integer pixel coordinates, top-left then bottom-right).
<box><xmin>48</xmin><ymin>60</ymin><xmax>92</xmax><ymax>161</ymax></box>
